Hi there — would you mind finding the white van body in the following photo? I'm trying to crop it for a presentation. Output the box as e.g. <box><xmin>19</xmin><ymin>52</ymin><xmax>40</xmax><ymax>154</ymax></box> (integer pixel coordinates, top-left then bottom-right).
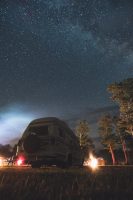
<box><xmin>16</xmin><ymin>117</ymin><xmax>83</xmax><ymax>168</ymax></box>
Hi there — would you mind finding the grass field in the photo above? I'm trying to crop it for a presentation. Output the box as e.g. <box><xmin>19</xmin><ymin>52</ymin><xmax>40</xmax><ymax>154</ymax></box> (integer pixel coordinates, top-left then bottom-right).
<box><xmin>0</xmin><ymin>166</ymin><xmax>133</xmax><ymax>200</ymax></box>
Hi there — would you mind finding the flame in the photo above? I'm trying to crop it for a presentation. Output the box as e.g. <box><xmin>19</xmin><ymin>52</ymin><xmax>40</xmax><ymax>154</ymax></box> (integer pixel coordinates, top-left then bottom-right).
<box><xmin>89</xmin><ymin>154</ymin><xmax>98</xmax><ymax>169</ymax></box>
<box><xmin>84</xmin><ymin>153</ymin><xmax>98</xmax><ymax>170</ymax></box>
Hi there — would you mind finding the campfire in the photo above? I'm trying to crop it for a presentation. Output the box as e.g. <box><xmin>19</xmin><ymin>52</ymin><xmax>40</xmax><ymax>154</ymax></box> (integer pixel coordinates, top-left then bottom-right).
<box><xmin>84</xmin><ymin>153</ymin><xmax>98</xmax><ymax>170</ymax></box>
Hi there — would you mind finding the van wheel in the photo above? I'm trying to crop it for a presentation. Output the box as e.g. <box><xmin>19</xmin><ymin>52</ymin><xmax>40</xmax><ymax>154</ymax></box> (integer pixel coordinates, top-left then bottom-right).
<box><xmin>57</xmin><ymin>154</ymin><xmax>72</xmax><ymax>169</ymax></box>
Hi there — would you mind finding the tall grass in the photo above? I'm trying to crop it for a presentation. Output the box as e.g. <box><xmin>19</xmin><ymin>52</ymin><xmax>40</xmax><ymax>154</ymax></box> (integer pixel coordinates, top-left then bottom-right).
<box><xmin>0</xmin><ymin>166</ymin><xmax>133</xmax><ymax>200</ymax></box>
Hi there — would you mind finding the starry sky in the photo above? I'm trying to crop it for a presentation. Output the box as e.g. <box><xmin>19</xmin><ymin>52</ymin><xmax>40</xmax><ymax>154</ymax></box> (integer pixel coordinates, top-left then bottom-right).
<box><xmin>0</xmin><ymin>0</ymin><xmax>133</xmax><ymax>144</ymax></box>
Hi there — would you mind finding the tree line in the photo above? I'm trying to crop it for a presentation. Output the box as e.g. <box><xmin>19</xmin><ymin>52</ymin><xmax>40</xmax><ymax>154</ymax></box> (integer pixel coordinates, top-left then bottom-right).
<box><xmin>76</xmin><ymin>78</ymin><xmax>133</xmax><ymax>164</ymax></box>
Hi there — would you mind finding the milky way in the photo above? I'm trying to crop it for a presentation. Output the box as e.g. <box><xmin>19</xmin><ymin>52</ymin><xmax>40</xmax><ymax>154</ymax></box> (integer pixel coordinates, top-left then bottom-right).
<box><xmin>0</xmin><ymin>0</ymin><xmax>133</xmax><ymax>143</ymax></box>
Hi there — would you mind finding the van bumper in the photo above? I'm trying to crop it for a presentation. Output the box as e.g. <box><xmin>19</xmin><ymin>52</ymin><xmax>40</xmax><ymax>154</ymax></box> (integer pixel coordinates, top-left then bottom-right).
<box><xmin>26</xmin><ymin>154</ymin><xmax>65</xmax><ymax>165</ymax></box>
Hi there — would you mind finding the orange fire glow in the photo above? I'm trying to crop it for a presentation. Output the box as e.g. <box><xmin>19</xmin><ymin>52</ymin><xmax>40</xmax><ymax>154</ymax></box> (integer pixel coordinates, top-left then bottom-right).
<box><xmin>84</xmin><ymin>153</ymin><xmax>98</xmax><ymax>170</ymax></box>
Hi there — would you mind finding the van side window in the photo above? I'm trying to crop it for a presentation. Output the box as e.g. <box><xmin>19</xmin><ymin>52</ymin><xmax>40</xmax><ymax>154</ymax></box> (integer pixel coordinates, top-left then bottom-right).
<box><xmin>29</xmin><ymin>126</ymin><xmax>49</xmax><ymax>135</ymax></box>
<box><xmin>59</xmin><ymin>128</ymin><xmax>64</xmax><ymax>138</ymax></box>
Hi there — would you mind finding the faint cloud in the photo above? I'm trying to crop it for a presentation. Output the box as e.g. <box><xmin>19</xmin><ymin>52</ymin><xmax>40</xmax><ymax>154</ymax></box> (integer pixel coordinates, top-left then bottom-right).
<box><xmin>0</xmin><ymin>104</ymin><xmax>37</xmax><ymax>144</ymax></box>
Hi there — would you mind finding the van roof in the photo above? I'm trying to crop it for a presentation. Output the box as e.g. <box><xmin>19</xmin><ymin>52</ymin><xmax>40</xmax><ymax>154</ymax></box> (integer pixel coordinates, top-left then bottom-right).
<box><xmin>29</xmin><ymin>117</ymin><xmax>68</xmax><ymax>127</ymax></box>
<box><xmin>23</xmin><ymin>117</ymin><xmax>78</xmax><ymax>141</ymax></box>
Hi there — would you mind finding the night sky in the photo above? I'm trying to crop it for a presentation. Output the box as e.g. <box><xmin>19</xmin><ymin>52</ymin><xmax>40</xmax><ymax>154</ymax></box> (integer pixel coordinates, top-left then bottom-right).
<box><xmin>0</xmin><ymin>0</ymin><xmax>133</xmax><ymax>144</ymax></box>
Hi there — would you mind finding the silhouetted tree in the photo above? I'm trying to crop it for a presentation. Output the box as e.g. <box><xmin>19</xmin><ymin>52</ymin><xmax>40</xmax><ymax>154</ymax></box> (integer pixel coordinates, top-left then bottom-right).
<box><xmin>113</xmin><ymin>116</ymin><xmax>128</xmax><ymax>164</ymax></box>
<box><xmin>108</xmin><ymin>78</ymin><xmax>133</xmax><ymax>135</ymax></box>
<box><xmin>76</xmin><ymin>120</ymin><xmax>94</xmax><ymax>159</ymax></box>
<box><xmin>98</xmin><ymin>115</ymin><xmax>116</xmax><ymax>165</ymax></box>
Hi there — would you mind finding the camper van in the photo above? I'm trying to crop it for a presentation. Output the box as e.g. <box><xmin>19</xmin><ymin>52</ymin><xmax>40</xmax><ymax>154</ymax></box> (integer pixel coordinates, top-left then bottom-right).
<box><xmin>16</xmin><ymin>117</ymin><xmax>83</xmax><ymax>168</ymax></box>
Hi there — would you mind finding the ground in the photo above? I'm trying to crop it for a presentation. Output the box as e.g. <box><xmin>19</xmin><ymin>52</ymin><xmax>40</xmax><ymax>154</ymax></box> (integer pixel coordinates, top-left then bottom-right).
<box><xmin>0</xmin><ymin>166</ymin><xmax>133</xmax><ymax>200</ymax></box>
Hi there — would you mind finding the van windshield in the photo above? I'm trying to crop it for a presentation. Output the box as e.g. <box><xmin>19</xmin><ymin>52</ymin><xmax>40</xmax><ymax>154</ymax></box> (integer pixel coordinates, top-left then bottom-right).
<box><xmin>28</xmin><ymin>125</ymin><xmax>49</xmax><ymax>135</ymax></box>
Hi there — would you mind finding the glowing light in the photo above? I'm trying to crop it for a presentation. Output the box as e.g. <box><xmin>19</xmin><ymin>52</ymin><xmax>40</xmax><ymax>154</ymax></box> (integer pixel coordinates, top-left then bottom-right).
<box><xmin>89</xmin><ymin>154</ymin><xmax>98</xmax><ymax>170</ymax></box>
<box><xmin>16</xmin><ymin>157</ymin><xmax>24</xmax><ymax>166</ymax></box>
<box><xmin>0</xmin><ymin>156</ymin><xmax>8</xmax><ymax>167</ymax></box>
<box><xmin>84</xmin><ymin>153</ymin><xmax>98</xmax><ymax>170</ymax></box>
<box><xmin>97</xmin><ymin>157</ymin><xmax>105</xmax><ymax>166</ymax></box>
<box><xmin>17</xmin><ymin>159</ymin><xmax>23</xmax><ymax>166</ymax></box>
<box><xmin>0</xmin><ymin>157</ymin><xmax>3</xmax><ymax>167</ymax></box>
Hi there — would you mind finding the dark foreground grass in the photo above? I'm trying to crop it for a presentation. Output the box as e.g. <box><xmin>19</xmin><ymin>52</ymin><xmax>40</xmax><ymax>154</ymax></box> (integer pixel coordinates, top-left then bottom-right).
<box><xmin>0</xmin><ymin>166</ymin><xmax>133</xmax><ymax>200</ymax></box>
